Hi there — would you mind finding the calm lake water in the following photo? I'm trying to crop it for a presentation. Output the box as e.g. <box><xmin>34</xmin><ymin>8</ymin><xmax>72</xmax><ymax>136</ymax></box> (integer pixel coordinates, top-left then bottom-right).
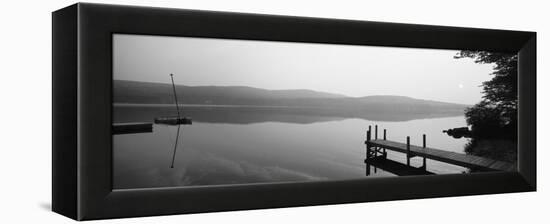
<box><xmin>113</xmin><ymin>105</ymin><xmax>469</xmax><ymax>189</ymax></box>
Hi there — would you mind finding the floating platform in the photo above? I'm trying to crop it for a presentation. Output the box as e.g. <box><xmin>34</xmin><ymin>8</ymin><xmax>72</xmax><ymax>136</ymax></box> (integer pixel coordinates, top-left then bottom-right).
<box><xmin>112</xmin><ymin>122</ymin><xmax>153</xmax><ymax>135</ymax></box>
<box><xmin>154</xmin><ymin>116</ymin><xmax>193</xmax><ymax>125</ymax></box>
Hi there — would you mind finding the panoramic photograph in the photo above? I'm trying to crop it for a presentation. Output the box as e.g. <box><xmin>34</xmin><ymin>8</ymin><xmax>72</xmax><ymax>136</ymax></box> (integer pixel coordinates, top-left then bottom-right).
<box><xmin>112</xmin><ymin>34</ymin><xmax>517</xmax><ymax>189</ymax></box>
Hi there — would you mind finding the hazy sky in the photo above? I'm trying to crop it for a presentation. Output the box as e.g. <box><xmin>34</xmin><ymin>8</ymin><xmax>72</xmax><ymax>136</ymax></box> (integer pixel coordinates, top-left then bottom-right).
<box><xmin>113</xmin><ymin>34</ymin><xmax>495</xmax><ymax>105</ymax></box>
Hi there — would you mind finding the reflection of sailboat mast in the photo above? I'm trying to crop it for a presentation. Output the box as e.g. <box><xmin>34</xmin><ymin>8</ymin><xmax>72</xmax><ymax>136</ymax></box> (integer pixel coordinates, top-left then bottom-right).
<box><xmin>170</xmin><ymin>124</ymin><xmax>182</xmax><ymax>168</ymax></box>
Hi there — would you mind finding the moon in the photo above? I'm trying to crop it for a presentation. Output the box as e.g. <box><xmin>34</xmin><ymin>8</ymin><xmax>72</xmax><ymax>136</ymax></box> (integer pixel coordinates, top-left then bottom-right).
<box><xmin>458</xmin><ymin>84</ymin><xmax>464</xmax><ymax>89</ymax></box>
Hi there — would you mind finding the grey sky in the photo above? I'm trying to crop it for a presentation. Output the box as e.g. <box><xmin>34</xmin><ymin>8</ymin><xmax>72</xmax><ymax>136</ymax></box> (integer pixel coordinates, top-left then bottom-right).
<box><xmin>113</xmin><ymin>34</ymin><xmax>495</xmax><ymax>105</ymax></box>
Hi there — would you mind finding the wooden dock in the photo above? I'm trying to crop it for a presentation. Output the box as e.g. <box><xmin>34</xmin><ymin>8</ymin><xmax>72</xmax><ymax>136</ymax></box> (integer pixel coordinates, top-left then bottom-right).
<box><xmin>364</xmin><ymin>125</ymin><xmax>515</xmax><ymax>175</ymax></box>
<box><xmin>112</xmin><ymin>122</ymin><xmax>153</xmax><ymax>135</ymax></box>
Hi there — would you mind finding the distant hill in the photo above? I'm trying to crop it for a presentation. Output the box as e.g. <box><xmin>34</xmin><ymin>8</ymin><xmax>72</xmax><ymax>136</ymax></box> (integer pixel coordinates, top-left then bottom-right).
<box><xmin>356</xmin><ymin>95</ymin><xmax>470</xmax><ymax>112</ymax></box>
<box><xmin>113</xmin><ymin>80</ymin><xmax>468</xmax><ymax>120</ymax></box>
<box><xmin>114</xmin><ymin>80</ymin><xmax>347</xmax><ymax>104</ymax></box>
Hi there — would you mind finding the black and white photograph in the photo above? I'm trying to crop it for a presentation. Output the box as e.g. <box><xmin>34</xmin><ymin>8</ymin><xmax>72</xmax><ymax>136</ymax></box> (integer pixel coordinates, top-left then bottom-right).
<box><xmin>112</xmin><ymin>34</ymin><xmax>517</xmax><ymax>189</ymax></box>
<box><xmin>1</xmin><ymin>0</ymin><xmax>545</xmax><ymax>223</ymax></box>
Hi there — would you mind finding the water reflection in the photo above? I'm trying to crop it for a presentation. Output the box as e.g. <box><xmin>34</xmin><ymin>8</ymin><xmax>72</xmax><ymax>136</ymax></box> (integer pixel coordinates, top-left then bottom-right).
<box><xmin>113</xmin><ymin>105</ymin><xmax>469</xmax><ymax>189</ymax></box>
<box><xmin>169</xmin><ymin>124</ymin><xmax>182</xmax><ymax>168</ymax></box>
<box><xmin>363</xmin><ymin>154</ymin><xmax>435</xmax><ymax>176</ymax></box>
<box><xmin>113</xmin><ymin>104</ymin><xmax>464</xmax><ymax>124</ymax></box>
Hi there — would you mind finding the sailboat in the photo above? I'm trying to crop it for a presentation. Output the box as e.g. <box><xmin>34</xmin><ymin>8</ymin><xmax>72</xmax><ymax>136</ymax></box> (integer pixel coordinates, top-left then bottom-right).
<box><xmin>154</xmin><ymin>74</ymin><xmax>193</xmax><ymax>125</ymax></box>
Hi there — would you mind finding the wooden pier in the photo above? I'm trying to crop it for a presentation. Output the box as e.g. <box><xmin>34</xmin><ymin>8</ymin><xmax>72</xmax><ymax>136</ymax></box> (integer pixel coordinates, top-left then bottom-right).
<box><xmin>364</xmin><ymin>125</ymin><xmax>515</xmax><ymax>176</ymax></box>
<box><xmin>112</xmin><ymin>122</ymin><xmax>153</xmax><ymax>135</ymax></box>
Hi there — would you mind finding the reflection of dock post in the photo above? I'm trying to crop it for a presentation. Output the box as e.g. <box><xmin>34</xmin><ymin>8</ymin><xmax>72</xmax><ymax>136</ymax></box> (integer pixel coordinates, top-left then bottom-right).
<box><xmin>422</xmin><ymin>134</ymin><xmax>427</xmax><ymax>170</ymax></box>
<box><xmin>406</xmin><ymin>136</ymin><xmax>411</xmax><ymax>166</ymax></box>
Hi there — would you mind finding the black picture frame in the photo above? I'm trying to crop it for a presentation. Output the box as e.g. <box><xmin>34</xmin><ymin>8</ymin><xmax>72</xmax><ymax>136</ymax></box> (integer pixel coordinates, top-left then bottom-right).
<box><xmin>52</xmin><ymin>3</ymin><xmax>536</xmax><ymax>221</ymax></box>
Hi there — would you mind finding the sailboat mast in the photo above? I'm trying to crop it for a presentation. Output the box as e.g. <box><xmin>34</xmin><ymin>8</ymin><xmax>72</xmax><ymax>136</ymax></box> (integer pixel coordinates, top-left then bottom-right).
<box><xmin>170</xmin><ymin>73</ymin><xmax>181</xmax><ymax>119</ymax></box>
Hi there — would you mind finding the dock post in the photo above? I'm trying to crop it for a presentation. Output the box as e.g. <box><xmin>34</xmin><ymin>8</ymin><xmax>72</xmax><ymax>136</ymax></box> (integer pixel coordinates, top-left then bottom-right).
<box><xmin>368</xmin><ymin>126</ymin><xmax>372</xmax><ymax>156</ymax></box>
<box><xmin>422</xmin><ymin>134</ymin><xmax>427</xmax><ymax>170</ymax></box>
<box><xmin>366</xmin><ymin>130</ymin><xmax>371</xmax><ymax>158</ymax></box>
<box><xmin>368</xmin><ymin>125</ymin><xmax>371</xmax><ymax>137</ymax></box>
<box><xmin>365</xmin><ymin>130</ymin><xmax>371</xmax><ymax>175</ymax></box>
<box><xmin>374</xmin><ymin>125</ymin><xmax>378</xmax><ymax>156</ymax></box>
<box><xmin>406</xmin><ymin>136</ymin><xmax>411</xmax><ymax>166</ymax></box>
<box><xmin>383</xmin><ymin>129</ymin><xmax>387</xmax><ymax>157</ymax></box>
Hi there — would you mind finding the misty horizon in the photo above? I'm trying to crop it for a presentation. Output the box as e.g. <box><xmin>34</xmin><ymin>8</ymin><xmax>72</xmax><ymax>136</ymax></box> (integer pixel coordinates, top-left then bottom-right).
<box><xmin>113</xmin><ymin>79</ymin><xmax>471</xmax><ymax>105</ymax></box>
